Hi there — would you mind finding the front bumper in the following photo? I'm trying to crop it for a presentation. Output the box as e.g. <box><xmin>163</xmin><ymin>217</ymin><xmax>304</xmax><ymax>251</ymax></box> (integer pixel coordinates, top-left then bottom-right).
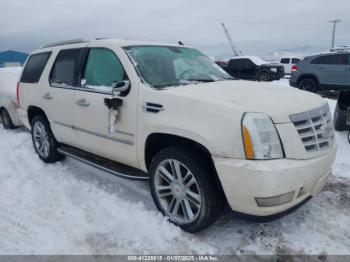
<box><xmin>213</xmin><ymin>145</ymin><xmax>336</xmax><ymax>216</ymax></box>
<box><xmin>271</xmin><ymin>71</ymin><xmax>284</xmax><ymax>80</ymax></box>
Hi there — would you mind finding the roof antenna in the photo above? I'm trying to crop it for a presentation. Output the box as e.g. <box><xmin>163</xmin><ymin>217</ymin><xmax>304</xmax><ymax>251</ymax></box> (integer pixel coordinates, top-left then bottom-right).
<box><xmin>178</xmin><ymin>41</ymin><xmax>184</xmax><ymax>46</ymax></box>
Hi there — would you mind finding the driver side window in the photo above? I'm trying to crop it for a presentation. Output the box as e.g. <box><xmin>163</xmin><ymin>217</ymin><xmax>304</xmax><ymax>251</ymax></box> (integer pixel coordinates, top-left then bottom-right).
<box><xmin>82</xmin><ymin>48</ymin><xmax>127</xmax><ymax>92</ymax></box>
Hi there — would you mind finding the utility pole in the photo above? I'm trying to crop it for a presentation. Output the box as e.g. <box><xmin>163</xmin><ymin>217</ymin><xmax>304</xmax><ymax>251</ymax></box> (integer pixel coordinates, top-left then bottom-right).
<box><xmin>329</xmin><ymin>19</ymin><xmax>341</xmax><ymax>49</ymax></box>
<box><xmin>221</xmin><ymin>22</ymin><xmax>239</xmax><ymax>57</ymax></box>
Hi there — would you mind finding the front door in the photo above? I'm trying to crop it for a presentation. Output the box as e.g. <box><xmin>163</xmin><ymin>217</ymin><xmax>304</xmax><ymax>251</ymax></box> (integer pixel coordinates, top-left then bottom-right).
<box><xmin>73</xmin><ymin>45</ymin><xmax>139</xmax><ymax>168</ymax></box>
<box><xmin>239</xmin><ymin>59</ymin><xmax>256</xmax><ymax>80</ymax></box>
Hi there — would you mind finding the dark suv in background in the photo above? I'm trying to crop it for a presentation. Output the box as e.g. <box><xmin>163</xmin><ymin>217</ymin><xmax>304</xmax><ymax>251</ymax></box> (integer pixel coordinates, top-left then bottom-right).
<box><xmin>217</xmin><ymin>56</ymin><xmax>285</xmax><ymax>82</ymax></box>
<box><xmin>290</xmin><ymin>52</ymin><xmax>350</xmax><ymax>92</ymax></box>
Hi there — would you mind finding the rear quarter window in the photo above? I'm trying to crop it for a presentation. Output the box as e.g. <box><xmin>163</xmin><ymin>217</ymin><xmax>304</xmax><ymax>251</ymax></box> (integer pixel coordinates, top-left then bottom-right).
<box><xmin>20</xmin><ymin>52</ymin><xmax>51</xmax><ymax>83</ymax></box>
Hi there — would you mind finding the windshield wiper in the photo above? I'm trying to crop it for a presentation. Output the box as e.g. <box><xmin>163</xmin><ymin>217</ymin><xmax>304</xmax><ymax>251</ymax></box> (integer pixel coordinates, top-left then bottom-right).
<box><xmin>186</xmin><ymin>79</ymin><xmax>215</xmax><ymax>83</ymax></box>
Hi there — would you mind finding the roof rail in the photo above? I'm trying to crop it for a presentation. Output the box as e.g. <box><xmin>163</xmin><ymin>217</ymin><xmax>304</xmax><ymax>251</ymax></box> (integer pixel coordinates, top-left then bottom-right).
<box><xmin>330</xmin><ymin>46</ymin><xmax>350</xmax><ymax>53</ymax></box>
<box><xmin>40</xmin><ymin>39</ymin><xmax>88</xmax><ymax>49</ymax></box>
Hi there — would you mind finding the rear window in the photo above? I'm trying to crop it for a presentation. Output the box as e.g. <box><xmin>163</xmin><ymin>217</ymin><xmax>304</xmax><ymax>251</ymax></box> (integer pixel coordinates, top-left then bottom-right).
<box><xmin>20</xmin><ymin>52</ymin><xmax>51</xmax><ymax>83</ymax></box>
<box><xmin>228</xmin><ymin>59</ymin><xmax>241</xmax><ymax>69</ymax></box>
<box><xmin>280</xmin><ymin>58</ymin><xmax>290</xmax><ymax>64</ymax></box>
<box><xmin>50</xmin><ymin>48</ymin><xmax>85</xmax><ymax>87</ymax></box>
<box><xmin>311</xmin><ymin>54</ymin><xmax>346</xmax><ymax>65</ymax></box>
<box><xmin>292</xmin><ymin>58</ymin><xmax>301</xmax><ymax>63</ymax></box>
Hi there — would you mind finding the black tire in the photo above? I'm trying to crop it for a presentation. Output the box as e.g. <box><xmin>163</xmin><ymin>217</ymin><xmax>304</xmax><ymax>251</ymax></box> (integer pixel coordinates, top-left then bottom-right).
<box><xmin>257</xmin><ymin>72</ymin><xmax>271</xmax><ymax>82</ymax></box>
<box><xmin>149</xmin><ymin>146</ymin><xmax>225</xmax><ymax>233</ymax></box>
<box><xmin>298</xmin><ymin>78</ymin><xmax>318</xmax><ymax>93</ymax></box>
<box><xmin>333</xmin><ymin>103</ymin><xmax>347</xmax><ymax>131</ymax></box>
<box><xmin>0</xmin><ymin>108</ymin><xmax>15</xmax><ymax>129</ymax></box>
<box><xmin>31</xmin><ymin>115</ymin><xmax>64</xmax><ymax>163</ymax></box>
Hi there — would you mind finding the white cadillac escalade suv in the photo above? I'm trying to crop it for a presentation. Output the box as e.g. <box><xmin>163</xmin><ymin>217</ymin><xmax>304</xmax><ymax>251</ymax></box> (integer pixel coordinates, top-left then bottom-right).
<box><xmin>17</xmin><ymin>39</ymin><xmax>336</xmax><ymax>232</ymax></box>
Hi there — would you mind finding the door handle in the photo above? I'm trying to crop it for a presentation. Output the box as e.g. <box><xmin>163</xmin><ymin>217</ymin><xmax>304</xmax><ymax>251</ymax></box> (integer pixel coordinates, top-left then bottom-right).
<box><xmin>76</xmin><ymin>98</ymin><xmax>90</xmax><ymax>107</ymax></box>
<box><xmin>318</xmin><ymin>67</ymin><xmax>325</xmax><ymax>70</ymax></box>
<box><xmin>42</xmin><ymin>93</ymin><xmax>53</xmax><ymax>100</ymax></box>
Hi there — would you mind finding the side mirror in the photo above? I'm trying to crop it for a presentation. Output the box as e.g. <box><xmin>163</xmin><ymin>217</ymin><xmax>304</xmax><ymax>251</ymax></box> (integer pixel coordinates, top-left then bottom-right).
<box><xmin>113</xmin><ymin>80</ymin><xmax>130</xmax><ymax>93</ymax></box>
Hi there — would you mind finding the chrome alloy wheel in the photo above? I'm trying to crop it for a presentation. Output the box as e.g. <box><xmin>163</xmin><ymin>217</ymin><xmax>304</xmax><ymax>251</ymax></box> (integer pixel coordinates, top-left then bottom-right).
<box><xmin>33</xmin><ymin>121</ymin><xmax>50</xmax><ymax>158</ymax></box>
<box><xmin>154</xmin><ymin>159</ymin><xmax>202</xmax><ymax>224</ymax></box>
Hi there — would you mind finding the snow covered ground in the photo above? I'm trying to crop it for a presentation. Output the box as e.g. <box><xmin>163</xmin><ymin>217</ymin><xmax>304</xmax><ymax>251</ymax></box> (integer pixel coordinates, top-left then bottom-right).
<box><xmin>0</xmin><ymin>79</ymin><xmax>349</xmax><ymax>255</ymax></box>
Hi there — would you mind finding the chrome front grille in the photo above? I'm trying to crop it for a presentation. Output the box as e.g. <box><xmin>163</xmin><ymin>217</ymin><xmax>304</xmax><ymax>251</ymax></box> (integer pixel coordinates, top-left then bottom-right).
<box><xmin>290</xmin><ymin>104</ymin><xmax>334</xmax><ymax>153</ymax></box>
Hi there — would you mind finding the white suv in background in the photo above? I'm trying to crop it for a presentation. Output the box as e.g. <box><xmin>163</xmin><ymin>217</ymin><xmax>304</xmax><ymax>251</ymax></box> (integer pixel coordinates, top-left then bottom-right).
<box><xmin>280</xmin><ymin>57</ymin><xmax>302</xmax><ymax>74</ymax></box>
<box><xmin>17</xmin><ymin>39</ymin><xmax>336</xmax><ymax>232</ymax></box>
<box><xmin>0</xmin><ymin>67</ymin><xmax>23</xmax><ymax>129</ymax></box>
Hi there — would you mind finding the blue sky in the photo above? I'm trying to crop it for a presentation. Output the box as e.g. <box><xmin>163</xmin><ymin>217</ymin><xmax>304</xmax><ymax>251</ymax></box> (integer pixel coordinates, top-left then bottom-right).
<box><xmin>0</xmin><ymin>0</ymin><xmax>349</xmax><ymax>57</ymax></box>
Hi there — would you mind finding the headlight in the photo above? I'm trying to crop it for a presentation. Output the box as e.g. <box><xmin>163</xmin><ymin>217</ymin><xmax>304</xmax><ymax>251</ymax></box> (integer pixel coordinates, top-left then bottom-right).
<box><xmin>270</xmin><ymin>68</ymin><xmax>277</xmax><ymax>72</ymax></box>
<box><xmin>241</xmin><ymin>113</ymin><xmax>284</xmax><ymax>160</ymax></box>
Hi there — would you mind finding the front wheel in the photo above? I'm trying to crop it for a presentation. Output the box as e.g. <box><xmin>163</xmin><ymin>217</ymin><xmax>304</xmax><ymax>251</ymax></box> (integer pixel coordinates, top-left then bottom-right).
<box><xmin>149</xmin><ymin>147</ymin><xmax>225</xmax><ymax>233</ymax></box>
<box><xmin>31</xmin><ymin>115</ymin><xmax>64</xmax><ymax>163</ymax></box>
<box><xmin>257</xmin><ymin>72</ymin><xmax>271</xmax><ymax>82</ymax></box>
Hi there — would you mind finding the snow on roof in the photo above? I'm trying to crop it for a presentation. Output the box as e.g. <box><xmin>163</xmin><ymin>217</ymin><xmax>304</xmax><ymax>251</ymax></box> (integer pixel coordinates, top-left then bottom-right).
<box><xmin>230</xmin><ymin>56</ymin><xmax>267</xmax><ymax>65</ymax></box>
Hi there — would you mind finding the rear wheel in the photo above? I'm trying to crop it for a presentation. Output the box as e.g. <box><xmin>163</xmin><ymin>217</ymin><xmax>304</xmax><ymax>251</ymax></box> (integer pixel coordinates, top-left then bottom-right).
<box><xmin>298</xmin><ymin>78</ymin><xmax>318</xmax><ymax>93</ymax></box>
<box><xmin>31</xmin><ymin>115</ymin><xmax>64</xmax><ymax>163</ymax></box>
<box><xmin>149</xmin><ymin>147</ymin><xmax>225</xmax><ymax>233</ymax></box>
<box><xmin>257</xmin><ymin>72</ymin><xmax>271</xmax><ymax>82</ymax></box>
<box><xmin>0</xmin><ymin>108</ymin><xmax>15</xmax><ymax>129</ymax></box>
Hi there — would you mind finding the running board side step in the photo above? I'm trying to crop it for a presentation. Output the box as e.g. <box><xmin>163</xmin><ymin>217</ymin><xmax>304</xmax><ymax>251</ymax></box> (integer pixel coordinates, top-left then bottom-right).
<box><xmin>58</xmin><ymin>146</ymin><xmax>149</xmax><ymax>181</ymax></box>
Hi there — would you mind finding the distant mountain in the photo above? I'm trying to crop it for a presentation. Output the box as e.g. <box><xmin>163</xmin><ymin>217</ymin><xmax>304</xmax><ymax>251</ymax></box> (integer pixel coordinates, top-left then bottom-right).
<box><xmin>275</xmin><ymin>45</ymin><xmax>327</xmax><ymax>54</ymax></box>
<box><xmin>208</xmin><ymin>45</ymin><xmax>330</xmax><ymax>61</ymax></box>
<box><xmin>260</xmin><ymin>45</ymin><xmax>329</xmax><ymax>60</ymax></box>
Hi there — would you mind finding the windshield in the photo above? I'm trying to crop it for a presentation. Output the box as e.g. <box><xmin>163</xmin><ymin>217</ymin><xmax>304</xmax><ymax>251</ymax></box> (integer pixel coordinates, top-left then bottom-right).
<box><xmin>248</xmin><ymin>56</ymin><xmax>267</xmax><ymax>66</ymax></box>
<box><xmin>124</xmin><ymin>45</ymin><xmax>233</xmax><ymax>88</ymax></box>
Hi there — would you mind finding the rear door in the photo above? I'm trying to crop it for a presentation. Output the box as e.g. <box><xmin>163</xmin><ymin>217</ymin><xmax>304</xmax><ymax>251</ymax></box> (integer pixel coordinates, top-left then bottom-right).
<box><xmin>227</xmin><ymin>59</ymin><xmax>241</xmax><ymax>78</ymax></box>
<box><xmin>311</xmin><ymin>54</ymin><xmax>346</xmax><ymax>86</ymax></box>
<box><xmin>345</xmin><ymin>54</ymin><xmax>350</xmax><ymax>86</ymax></box>
<box><xmin>73</xmin><ymin>43</ymin><xmax>139</xmax><ymax>167</ymax></box>
<box><xmin>44</xmin><ymin>46</ymin><xmax>87</xmax><ymax>147</ymax></box>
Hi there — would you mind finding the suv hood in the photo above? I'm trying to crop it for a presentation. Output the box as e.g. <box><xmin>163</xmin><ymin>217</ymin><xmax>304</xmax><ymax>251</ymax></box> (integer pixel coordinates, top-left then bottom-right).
<box><xmin>164</xmin><ymin>80</ymin><xmax>325</xmax><ymax>123</ymax></box>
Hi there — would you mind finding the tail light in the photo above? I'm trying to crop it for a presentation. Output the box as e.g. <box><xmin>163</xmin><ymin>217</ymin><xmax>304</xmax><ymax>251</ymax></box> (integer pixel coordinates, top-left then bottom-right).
<box><xmin>16</xmin><ymin>81</ymin><xmax>20</xmax><ymax>107</ymax></box>
<box><xmin>291</xmin><ymin>65</ymin><xmax>299</xmax><ymax>72</ymax></box>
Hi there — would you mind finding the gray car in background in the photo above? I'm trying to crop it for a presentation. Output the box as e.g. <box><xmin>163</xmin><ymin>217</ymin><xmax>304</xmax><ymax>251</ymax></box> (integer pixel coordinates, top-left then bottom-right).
<box><xmin>290</xmin><ymin>52</ymin><xmax>350</xmax><ymax>92</ymax></box>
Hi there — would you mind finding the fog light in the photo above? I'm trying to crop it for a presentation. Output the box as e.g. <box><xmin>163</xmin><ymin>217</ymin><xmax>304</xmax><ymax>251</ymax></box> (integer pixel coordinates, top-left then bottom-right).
<box><xmin>255</xmin><ymin>191</ymin><xmax>294</xmax><ymax>207</ymax></box>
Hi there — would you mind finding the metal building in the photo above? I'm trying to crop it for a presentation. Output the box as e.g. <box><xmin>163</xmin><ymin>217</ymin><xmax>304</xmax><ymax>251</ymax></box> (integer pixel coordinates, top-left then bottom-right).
<box><xmin>0</xmin><ymin>50</ymin><xmax>28</xmax><ymax>68</ymax></box>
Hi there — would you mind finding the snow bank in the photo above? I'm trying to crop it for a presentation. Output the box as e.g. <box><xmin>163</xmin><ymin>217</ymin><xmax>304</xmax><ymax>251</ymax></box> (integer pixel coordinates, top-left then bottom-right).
<box><xmin>0</xmin><ymin>125</ymin><xmax>349</xmax><ymax>255</ymax></box>
<box><xmin>0</xmin><ymin>127</ymin><xmax>214</xmax><ymax>255</ymax></box>
<box><xmin>0</xmin><ymin>67</ymin><xmax>22</xmax><ymax>98</ymax></box>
